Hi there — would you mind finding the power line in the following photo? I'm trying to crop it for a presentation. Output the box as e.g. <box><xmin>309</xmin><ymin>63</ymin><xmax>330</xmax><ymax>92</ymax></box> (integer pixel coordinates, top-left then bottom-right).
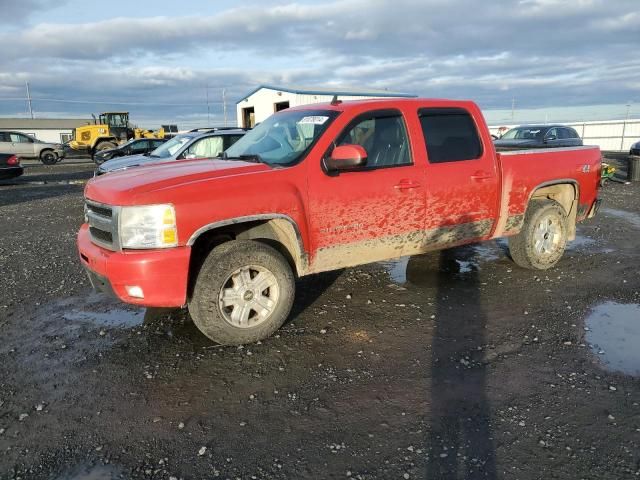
<box><xmin>0</xmin><ymin>96</ymin><xmax>223</xmax><ymax>106</ymax></box>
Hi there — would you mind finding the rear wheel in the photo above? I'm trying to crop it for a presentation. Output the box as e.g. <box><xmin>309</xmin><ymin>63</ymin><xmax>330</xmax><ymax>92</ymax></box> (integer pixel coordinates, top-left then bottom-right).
<box><xmin>92</xmin><ymin>142</ymin><xmax>117</xmax><ymax>164</ymax></box>
<box><xmin>188</xmin><ymin>240</ymin><xmax>295</xmax><ymax>345</ymax></box>
<box><xmin>508</xmin><ymin>200</ymin><xmax>568</xmax><ymax>270</ymax></box>
<box><xmin>40</xmin><ymin>150</ymin><xmax>58</xmax><ymax>165</ymax></box>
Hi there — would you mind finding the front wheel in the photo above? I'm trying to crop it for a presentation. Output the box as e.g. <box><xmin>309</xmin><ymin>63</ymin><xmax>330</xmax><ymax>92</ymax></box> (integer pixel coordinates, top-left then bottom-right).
<box><xmin>188</xmin><ymin>240</ymin><xmax>295</xmax><ymax>345</ymax></box>
<box><xmin>40</xmin><ymin>150</ymin><xmax>58</xmax><ymax>165</ymax></box>
<box><xmin>508</xmin><ymin>200</ymin><xmax>568</xmax><ymax>270</ymax></box>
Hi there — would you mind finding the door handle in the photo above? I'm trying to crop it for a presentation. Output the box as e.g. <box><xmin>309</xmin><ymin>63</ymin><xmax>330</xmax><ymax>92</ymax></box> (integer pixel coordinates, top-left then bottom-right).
<box><xmin>394</xmin><ymin>179</ymin><xmax>420</xmax><ymax>190</ymax></box>
<box><xmin>470</xmin><ymin>171</ymin><xmax>493</xmax><ymax>182</ymax></box>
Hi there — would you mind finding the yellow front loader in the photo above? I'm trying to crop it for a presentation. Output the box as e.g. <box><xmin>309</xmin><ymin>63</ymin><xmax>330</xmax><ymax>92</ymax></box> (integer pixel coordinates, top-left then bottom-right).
<box><xmin>69</xmin><ymin>112</ymin><xmax>177</xmax><ymax>160</ymax></box>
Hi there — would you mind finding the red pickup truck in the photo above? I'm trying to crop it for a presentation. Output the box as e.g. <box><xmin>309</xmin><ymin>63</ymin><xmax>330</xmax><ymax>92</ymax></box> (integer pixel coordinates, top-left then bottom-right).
<box><xmin>78</xmin><ymin>98</ymin><xmax>601</xmax><ymax>345</ymax></box>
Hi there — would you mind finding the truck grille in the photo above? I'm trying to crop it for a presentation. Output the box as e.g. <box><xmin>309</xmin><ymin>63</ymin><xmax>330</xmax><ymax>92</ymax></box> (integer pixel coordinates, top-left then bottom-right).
<box><xmin>85</xmin><ymin>200</ymin><xmax>119</xmax><ymax>251</ymax></box>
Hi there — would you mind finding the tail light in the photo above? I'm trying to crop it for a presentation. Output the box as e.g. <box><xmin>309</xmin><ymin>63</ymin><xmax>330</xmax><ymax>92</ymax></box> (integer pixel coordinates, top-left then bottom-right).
<box><xmin>6</xmin><ymin>155</ymin><xmax>19</xmax><ymax>166</ymax></box>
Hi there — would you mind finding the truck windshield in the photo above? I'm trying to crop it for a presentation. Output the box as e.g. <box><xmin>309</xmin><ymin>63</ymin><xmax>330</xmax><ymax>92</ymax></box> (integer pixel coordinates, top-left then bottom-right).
<box><xmin>149</xmin><ymin>134</ymin><xmax>193</xmax><ymax>158</ymax></box>
<box><xmin>225</xmin><ymin>109</ymin><xmax>339</xmax><ymax>166</ymax></box>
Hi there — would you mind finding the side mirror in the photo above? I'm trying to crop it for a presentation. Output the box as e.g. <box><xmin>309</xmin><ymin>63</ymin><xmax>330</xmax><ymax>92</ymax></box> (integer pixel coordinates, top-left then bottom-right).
<box><xmin>325</xmin><ymin>144</ymin><xmax>367</xmax><ymax>172</ymax></box>
<box><xmin>545</xmin><ymin>135</ymin><xmax>557</xmax><ymax>142</ymax></box>
<box><xmin>184</xmin><ymin>153</ymin><xmax>198</xmax><ymax>159</ymax></box>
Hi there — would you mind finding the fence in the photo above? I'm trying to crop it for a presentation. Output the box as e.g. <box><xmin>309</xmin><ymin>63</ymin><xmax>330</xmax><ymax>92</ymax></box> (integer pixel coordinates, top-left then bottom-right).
<box><xmin>489</xmin><ymin>119</ymin><xmax>640</xmax><ymax>152</ymax></box>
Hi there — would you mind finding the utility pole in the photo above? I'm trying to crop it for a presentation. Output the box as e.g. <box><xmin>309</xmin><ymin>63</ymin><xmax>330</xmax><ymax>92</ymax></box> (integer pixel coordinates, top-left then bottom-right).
<box><xmin>621</xmin><ymin>102</ymin><xmax>631</xmax><ymax>151</ymax></box>
<box><xmin>25</xmin><ymin>81</ymin><xmax>34</xmax><ymax>119</ymax></box>
<box><xmin>511</xmin><ymin>97</ymin><xmax>515</xmax><ymax>123</ymax></box>
<box><xmin>206</xmin><ymin>84</ymin><xmax>211</xmax><ymax>126</ymax></box>
<box><xmin>222</xmin><ymin>88</ymin><xmax>227</xmax><ymax>127</ymax></box>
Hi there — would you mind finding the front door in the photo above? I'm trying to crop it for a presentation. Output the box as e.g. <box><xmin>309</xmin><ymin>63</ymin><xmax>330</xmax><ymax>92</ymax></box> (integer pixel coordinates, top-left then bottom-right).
<box><xmin>9</xmin><ymin>132</ymin><xmax>36</xmax><ymax>157</ymax></box>
<box><xmin>307</xmin><ymin>109</ymin><xmax>427</xmax><ymax>273</ymax></box>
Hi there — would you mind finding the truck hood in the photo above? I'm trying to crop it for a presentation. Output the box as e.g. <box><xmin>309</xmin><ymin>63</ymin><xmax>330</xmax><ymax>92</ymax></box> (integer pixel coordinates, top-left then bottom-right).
<box><xmin>86</xmin><ymin>158</ymin><xmax>270</xmax><ymax>205</ymax></box>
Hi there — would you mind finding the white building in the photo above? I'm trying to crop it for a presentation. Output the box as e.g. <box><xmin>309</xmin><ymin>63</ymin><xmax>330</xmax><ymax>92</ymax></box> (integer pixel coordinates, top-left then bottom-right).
<box><xmin>0</xmin><ymin>118</ymin><xmax>92</xmax><ymax>144</ymax></box>
<box><xmin>236</xmin><ymin>85</ymin><xmax>416</xmax><ymax>128</ymax></box>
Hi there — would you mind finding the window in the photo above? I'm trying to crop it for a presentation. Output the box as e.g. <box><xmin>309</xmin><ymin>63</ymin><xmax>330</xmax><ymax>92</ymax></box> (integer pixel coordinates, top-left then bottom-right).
<box><xmin>0</xmin><ymin>132</ymin><xmax>9</xmax><ymax>142</ymax></box>
<box><xmin>60</xmin><ymin>133</ymin><xmax>73</xmax><ymax>143</ymax></box>
<box><xmin>336</xmin><ymin>111</ymin><xmax>411</xmax><ymax>168</ymax></box>
<box><xmin>129</xmin><ymin>140</ymin><xmax>149</xmax><ymax>152</ymax></box>
<box><xmin>9</xmin><ymin>133</ymin><xmax>32</xmax><ymax>143</ymax></box>
<box><xmin>184</xmin><ymin>136</ymin><xmax>224</xmax><ymax>158</ymax></box>
<box><xmin>151</xmin><ymin>140</ymin><xmax>165</xmax><ymax>148</ymax></box>
<box><xmin>545</xmin><ymin>128</ymin><xmax>559</xmax><ymax>140</ymax></box>
<box><xmin>419</xmin><ymin>108</ymin><xmax>482</xmax><ymax>163</ymax></box>
<box><xmin>224</xmin><ymin>135</ymin><xmax>244</xmax><ymax>150</ymax></box>
<box><xmin>557</xmin><ymin>128</ymin><xmax>570</xmax><ymax>140</ymax></box>
<box><xmin>565</xmin><ymin>128</ymin><xmax>579</xmax><ymax>139</ymax></box>
<box><xmin>274</xmin><ymin>101</ymin><xmax>290</xmax><ymax>112</ymax></box>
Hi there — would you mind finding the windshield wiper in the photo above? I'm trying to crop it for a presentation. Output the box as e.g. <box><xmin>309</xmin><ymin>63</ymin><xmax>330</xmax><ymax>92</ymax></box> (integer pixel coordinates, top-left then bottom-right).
<box><xmin>238</xmin><ymin>154</ymin><xmax>264</xmax><ymax>163</ymax></box>
<box><xmin>220</xmin><ymin>153</ymin><xmax>267</xmax><ymax>164</ymax></box>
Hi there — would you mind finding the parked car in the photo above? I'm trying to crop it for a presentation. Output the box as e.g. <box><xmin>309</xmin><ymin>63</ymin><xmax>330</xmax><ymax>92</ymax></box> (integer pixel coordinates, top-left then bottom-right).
<box><xmin>0</xmin><ymin>154</ymin><xmax>23</xmax><ymax>180</ymax></box>
<box><xmin>0</xmin><ymin>131</ymin><xmax>65</xmax><ymax>165</ymax></box>
<box><xmin>93</xmin><ymin>138</ymin><xmax>167</xmax><ymax>164</ymax></box>
<box><xmin>630</xmin><ymin>140</ymin><xmax>640</xmax><ymax>156</ymax></box>
<box><xmin>493</xmin><ymin>125</ymin><xmax>583</xmax><ymax>150</ymax></box>
<box><xmin>78</xmin><ymin>98</ymin><xmax>601</xmax><ymax>345</ymax></box>
<box><xmin>95</xmin><ymin>128</ymin><xmax>247</xmax><ymax>175</ymax></box>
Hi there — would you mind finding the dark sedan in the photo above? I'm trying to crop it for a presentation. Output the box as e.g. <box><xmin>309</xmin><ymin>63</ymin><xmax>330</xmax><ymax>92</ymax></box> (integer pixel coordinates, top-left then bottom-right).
<box><xmin>0</xmin><ymin>154</ymin><xmax>23</xmax><ymax>180</ymax></box>
<box><xmin>93</xmin><ymin>138</ymin><xmax>167</xmax><ymax>164</ymax></box>
<box><xmin>630</xmin><ymin>140</ymin><xmax>640</xmax><ymax>156</ymax></box>
<box><xmin>494</xmin><ymin>125</ymin><xmax>583</xmax><ymax>151</ymax></box>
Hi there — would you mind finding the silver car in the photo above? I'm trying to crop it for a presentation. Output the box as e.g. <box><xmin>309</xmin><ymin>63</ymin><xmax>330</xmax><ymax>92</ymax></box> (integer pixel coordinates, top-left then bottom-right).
<box><xmin>0</xmin><ymin>130</ymin><xmax>66</xmax><ymax>165</ymax></box>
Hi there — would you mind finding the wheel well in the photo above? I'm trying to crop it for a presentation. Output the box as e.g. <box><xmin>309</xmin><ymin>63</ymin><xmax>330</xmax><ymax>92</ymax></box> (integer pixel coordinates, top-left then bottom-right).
<box><xmin>187</xmin><ymin>219</ymin><xmax>306</xmax><ymax>299</ymax></box>
<box><xmin>39</xmin><ymin>148</ymin><xmax>54</xmax><ymax>156</ymax></box>
<box><xmin>530</xmin><ymin>183</ymin><xmax>578</xmax><ymax>239</ymax></box>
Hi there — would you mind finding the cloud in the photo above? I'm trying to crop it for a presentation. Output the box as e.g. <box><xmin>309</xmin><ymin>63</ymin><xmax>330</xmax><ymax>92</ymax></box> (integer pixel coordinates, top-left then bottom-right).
<box><xmin>0</xmin><ymin>0</ymin><xmax>638</xmax><ymax>124</ymax></box>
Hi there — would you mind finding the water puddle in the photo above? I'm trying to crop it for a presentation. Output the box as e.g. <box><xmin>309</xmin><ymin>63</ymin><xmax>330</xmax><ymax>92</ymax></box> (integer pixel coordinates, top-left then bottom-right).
<box><xmin>602</xmin><ymin>207</ymin><xmax>640</xmax><ymax>229</ymax></box>
<box><xmin>585</xmin><ymin>302</ymin><xmax>640</xmax><ymax>376</ymax></box>
<box><xmin>64</xmin><ymin>308</ymin><xmax>145</xmax><ymax>328</ymax></box>
<box><xmin>380</xmin><ymin>240</ymin><xmax>507</xmax><ymax>284</ymax></box>
<box><xmin>56</xmin><ymin>464</ymin><xmax>123</xmax><ymax>480</ymax></box>
<box><xmin>566</xmin><ymin>235</ymin><xmax>614</xmax><ymax>253</ymax></box>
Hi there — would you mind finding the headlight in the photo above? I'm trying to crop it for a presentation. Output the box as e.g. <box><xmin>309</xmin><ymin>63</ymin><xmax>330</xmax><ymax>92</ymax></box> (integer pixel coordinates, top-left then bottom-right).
<box><xmin>119</xmin><ymin>204</ymin><xmax>178</xmax><ymax>249</ymax></box>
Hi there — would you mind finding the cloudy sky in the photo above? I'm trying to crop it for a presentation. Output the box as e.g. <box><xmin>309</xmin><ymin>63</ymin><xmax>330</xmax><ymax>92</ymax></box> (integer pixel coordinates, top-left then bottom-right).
<box><xmin>0</xmin><ymin>0</ymin><xmax>638</xmax><ymax>127</ymax></box>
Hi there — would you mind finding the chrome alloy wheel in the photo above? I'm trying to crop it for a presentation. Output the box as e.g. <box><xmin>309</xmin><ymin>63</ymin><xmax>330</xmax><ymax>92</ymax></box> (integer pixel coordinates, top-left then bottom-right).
<box><xmin>218</xmin><ymin>265</ymin><xmax>280</xmax><ymax>328</ymax></box>
<box><xmin>533</xmin><ymin>214</ymin><xmax>562</xmax><ymax>255</ymax></box>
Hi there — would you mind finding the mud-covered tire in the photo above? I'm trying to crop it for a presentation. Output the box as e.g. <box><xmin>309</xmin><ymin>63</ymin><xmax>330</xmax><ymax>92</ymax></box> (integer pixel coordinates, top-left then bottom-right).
<box><xmin>188</xmin><ymin>240</ymin><xmax>295</xmax><ymax>345</ymax></box>
<box><xmin>508</xmin><ymin>200</ymin><xmax>568</xmax><ymax>270</ymax></box>
<box><xmin>39</xmin><ymin>149</ymin><xmax>58</xmax><ymax>165</ymax></box>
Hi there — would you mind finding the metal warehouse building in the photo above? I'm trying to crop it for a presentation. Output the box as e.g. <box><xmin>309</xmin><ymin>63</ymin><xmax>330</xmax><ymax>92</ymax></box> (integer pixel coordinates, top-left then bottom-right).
<box><xmin>236</xmin><ymin>85</ymin><xmax>416</xmax><ymax>128</ymax></box>
<box><xmin>0</xmin><ymin>118</ymin><xmax>91</xmax><ymax>144</ymax></box>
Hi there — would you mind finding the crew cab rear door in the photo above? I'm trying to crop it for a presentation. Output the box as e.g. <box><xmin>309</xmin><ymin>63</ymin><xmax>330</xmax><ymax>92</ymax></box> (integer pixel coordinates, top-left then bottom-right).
<box><xmin>307</xmin><ymin>108</ymin><xmax>426</xmax><ymax>272</ymax></box>
<box><xmin>418</xmin><ymin>107</ymin><xmax>499</xmax><ymax>244</ymax></box>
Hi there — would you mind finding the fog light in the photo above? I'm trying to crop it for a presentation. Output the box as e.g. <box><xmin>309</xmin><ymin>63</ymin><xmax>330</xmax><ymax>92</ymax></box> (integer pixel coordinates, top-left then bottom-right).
<box><xmin>125</xmin><ymin>286</ymin><xmax>144</xmax><ymax>299</ymax></box>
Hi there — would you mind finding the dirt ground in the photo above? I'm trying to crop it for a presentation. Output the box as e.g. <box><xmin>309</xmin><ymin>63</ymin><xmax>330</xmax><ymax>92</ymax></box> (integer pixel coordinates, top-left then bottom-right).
<box><xmin>0</xmin><ymin>161</ymin><xmax>639</xmax><ymax>480</ymax></box>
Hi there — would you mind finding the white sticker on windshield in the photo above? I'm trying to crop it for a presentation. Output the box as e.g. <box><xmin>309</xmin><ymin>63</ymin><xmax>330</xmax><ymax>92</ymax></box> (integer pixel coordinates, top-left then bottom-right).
<box><xmin>298</xmin><ymin>116</ymin><xmax>329</xmax><ymax>125</ymax></box>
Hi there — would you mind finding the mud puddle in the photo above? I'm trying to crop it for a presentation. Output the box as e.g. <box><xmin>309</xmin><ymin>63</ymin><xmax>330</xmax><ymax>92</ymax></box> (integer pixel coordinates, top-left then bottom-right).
<box><xmin>585</xmin><ymin>302</ymin><xmax>640</xmax><ymax>376</ymax></box>
<box><xmin>602</xmin><ymin>207</ymin><xmax>640</xmax><ymax>229</ymax></box>
<box><xmin>379</xmin><ymin>240</ymin><xmax>508</xmax><ymax>284</ymax></box>
<box><xmin>566</xmin><ymin>234</ymin><xmax>614</xmax><ymax>253</ymax></box>
<box><xmin>56</xmin><ymin>464</ymin><xmax>123</xmax><ymax>480</ymax></box>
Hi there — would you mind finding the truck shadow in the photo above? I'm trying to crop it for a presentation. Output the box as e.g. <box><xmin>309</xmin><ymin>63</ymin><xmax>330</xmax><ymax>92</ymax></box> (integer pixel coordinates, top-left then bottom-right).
<box><xmin>406</xmin><ymin>245</ymin><xmax>497</xmax><ymax>478</ymax></box>
<box><xmin>289</xmin><ymin>269</ymin><xmax>343</xmax><ymax>320</ymax></box>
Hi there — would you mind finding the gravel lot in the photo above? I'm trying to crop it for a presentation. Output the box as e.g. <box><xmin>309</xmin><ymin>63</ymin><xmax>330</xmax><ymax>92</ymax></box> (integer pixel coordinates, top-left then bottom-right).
<box><xmin>0</xmin><ymin>161</ymin><xmax>639</xmax><ymax>480</ymax></box>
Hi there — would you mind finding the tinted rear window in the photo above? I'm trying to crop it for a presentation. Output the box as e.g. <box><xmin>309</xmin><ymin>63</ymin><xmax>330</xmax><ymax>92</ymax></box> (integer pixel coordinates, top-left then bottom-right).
<box><xmin>419</xmin><ymin>108</ymin><xmax>482</xmax><ymax>163</ymax></box>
